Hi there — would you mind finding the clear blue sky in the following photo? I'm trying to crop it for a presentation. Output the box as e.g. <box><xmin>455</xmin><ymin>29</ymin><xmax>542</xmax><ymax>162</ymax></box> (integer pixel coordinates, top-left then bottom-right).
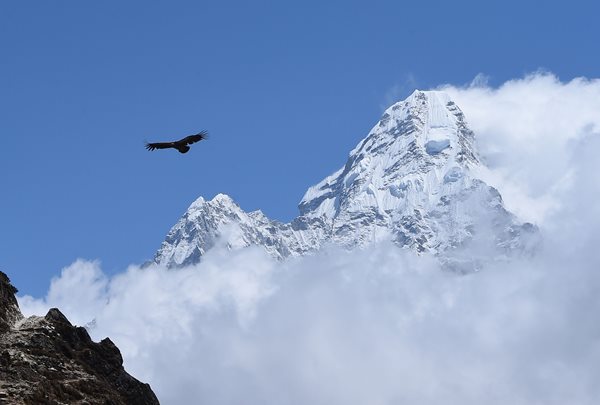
<box><xmin>2</xmin><ymin>0</ymin><xmax>598</xmax><ymax>296</ymax></box>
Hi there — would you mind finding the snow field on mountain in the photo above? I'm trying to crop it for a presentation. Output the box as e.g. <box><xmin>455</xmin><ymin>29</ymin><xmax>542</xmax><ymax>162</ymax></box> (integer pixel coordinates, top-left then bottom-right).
<box><xmin>154</xmin><ymin>89</ymin><xmax>530</xmax><ymax>267</ymax></box>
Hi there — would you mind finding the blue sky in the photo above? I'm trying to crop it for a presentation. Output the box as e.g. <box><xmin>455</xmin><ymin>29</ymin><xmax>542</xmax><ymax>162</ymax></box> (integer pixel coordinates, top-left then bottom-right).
<box><xmin>2</xmin><ymin>0</ymin><xmax>599</xmax><ymax>296</ymax></box>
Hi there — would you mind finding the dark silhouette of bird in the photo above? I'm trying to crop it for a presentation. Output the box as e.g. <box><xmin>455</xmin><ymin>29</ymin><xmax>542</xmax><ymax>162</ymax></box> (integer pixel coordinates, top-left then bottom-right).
<box><xmin>145</xmin><ymin>131</ymin><xmax>208</xmax><ymax>154</ymax></box>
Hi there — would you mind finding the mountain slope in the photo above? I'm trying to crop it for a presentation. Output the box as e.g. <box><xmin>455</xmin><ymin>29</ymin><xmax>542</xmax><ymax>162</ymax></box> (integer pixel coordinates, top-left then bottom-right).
<box><xmin>0</xmin><ymin>271</ymin><xmax>160</xmax><ymax>404</ymax></box>
<box><xmin>153</xmin><ymin>90</ymin><xmax>536</xmax><ymax>268</ymax></box>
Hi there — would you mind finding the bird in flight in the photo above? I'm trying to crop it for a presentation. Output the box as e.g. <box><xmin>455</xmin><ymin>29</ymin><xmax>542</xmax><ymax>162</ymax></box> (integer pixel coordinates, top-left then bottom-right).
<box><xmin>145</xmin><ymin>131</ymin><xmax>208</xmax><ymax>154</ymax></box>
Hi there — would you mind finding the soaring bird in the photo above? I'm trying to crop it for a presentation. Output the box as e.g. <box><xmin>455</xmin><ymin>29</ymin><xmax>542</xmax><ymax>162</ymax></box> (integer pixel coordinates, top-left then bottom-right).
<box><xmin>145</xmin><ymin>131</ymin><xmax>208</xmax><ymax>154</ymax></box>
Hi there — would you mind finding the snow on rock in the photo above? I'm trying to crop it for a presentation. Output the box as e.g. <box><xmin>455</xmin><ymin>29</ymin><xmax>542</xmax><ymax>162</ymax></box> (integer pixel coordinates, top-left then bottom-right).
<box><xmin>153</xmin><ymin>90</ymin><xmax>537</xmax><ymax>269</ymax></box>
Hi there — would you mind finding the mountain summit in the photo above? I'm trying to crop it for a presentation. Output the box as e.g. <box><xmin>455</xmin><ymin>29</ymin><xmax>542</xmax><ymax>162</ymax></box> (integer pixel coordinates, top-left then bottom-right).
<box><xmin>153</xmin><ymin>90</ymin><xmax>536</xmax><ymax>269</ymax></box>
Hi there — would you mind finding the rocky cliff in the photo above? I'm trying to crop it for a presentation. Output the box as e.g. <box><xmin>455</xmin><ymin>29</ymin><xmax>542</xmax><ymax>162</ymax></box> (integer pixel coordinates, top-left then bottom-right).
<box><xmin>0</xmin><ymin>271</ymin><xmax>159</xmax><ymax>404</ymax></box>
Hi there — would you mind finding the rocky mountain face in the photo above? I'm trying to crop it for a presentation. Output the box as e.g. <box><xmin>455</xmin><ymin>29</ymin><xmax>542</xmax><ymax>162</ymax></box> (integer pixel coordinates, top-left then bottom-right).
<box><xmin>0</xmin><ymin>271</ymin><xmax>159</xmax><ymax>405</ymax></box>
<box><xmin>153</xmin><ymin>90</ymin><xmax>537</xmax><ymax>269</ymax></box>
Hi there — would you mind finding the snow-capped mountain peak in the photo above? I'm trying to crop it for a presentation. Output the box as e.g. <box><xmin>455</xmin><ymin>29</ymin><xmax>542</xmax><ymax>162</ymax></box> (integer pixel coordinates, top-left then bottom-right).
<box><xmin>153</xmin><ymin>90</ymin><xmax>536</xmax><ymax>268</ymax></box>
<box><xmin>299</xmin><ymin>90</ymin><xmax>479</xmax><ymax>219</ymax></box>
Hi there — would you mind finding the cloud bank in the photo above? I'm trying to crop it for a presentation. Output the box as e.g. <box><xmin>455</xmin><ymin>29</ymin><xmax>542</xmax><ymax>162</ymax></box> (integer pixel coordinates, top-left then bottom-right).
<box><xmin>441</xmin><ymin>73</ymin><xmax>600</xmax><ymax>224</ymax></box>
<box><xmin>18</xmin><ymin>73</ymin><xmax>600</xmax><ymax>404</ymax></box>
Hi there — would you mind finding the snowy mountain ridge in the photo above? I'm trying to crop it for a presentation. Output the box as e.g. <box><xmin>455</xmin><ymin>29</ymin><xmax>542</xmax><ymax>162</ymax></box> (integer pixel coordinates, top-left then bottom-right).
<box><xmin>153</xmin><ymin>90</ymin><xmax>537</xmax><ymax>269</ymax></box>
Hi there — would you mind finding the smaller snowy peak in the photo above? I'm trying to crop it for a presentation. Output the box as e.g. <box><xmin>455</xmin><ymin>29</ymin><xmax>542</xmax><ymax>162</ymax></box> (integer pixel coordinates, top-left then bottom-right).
<box><xmin>211</xmin><ymin>193</ymin><xmax>235</xmax><ymax>204</ymax></box>
<box><xmin>153</xmin><ymin>194</ymin><xmax>295</xmax><ymax>266</ymax></box>
<box><xmin>188</xmin><ymin>195</ymin><xmax>205</xmax><ymax>208</ymax></box>
<box><xmin>154</xmin><ymin>194</ymin><xmax>247</xmax><ymax>266</ymax></box>
<box><xmin>187</xmin><ymin>193</ymin><xmax>234</xmax><ymax>211</ymax></box>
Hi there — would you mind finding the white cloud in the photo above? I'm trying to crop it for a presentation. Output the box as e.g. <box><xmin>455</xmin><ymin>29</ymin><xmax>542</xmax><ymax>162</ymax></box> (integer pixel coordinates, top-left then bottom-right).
<box><xmin>18</xmin><ymin>236</ymin><xmax>600</xmax><ymax>404</ymax></box>
<box><xmin>17</xmin><ymin>74</ymin><xmax>600</xmax><ymax>404</ymax></box>
<box><xmin>440</xmin><ymin>73</ymin><xmax>600</xmax><ymax>224</ymax></box>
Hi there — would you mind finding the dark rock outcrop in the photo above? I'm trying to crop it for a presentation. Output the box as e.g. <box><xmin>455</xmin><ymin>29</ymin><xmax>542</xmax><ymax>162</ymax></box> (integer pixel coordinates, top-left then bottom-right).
<box><xmin>0</xmin><ymin>271</ymin><xmax>160</xmax><ymax>404</ymax></box>
<box><xmin>0</xmin><ymin>273</ymin><xmax>22</xmax><ymax>334</ymax></box>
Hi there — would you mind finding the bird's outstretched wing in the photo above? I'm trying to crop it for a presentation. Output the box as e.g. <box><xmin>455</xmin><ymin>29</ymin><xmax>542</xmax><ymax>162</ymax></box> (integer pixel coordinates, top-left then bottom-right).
<box><xmin>145</xmin><ymin>142</ymin><xmax>175</xmax><ymax>151</ymax></box>
<box><xmin>145</xmin><ymin>130</ymin><xmax>208</xmax><ymax>153</ymax></box>
<box><xmin>178</xmin><ymin>130</ymin><xmax>208</xmax><ymax>145</ymax></box>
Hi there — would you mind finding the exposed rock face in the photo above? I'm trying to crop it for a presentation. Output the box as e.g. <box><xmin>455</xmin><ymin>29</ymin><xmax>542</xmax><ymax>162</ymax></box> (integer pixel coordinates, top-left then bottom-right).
<box><xmin>153</xmin><ymin>90</ymin><xmax>538</xmax><ymax>269</ymax></box>
<box><xmin>0</xmin><ymin>273</ymin><xmax>22</xmax><ymax>334</ymax></box>
<box><xmin>0</xmin><ymin>271</ymin><xmax>159</xmax><ymax>404</ymax></box>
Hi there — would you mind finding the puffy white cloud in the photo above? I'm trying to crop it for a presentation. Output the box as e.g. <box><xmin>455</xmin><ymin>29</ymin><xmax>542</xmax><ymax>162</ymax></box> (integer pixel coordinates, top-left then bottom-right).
<box><xmin>18</xmin><ymin>259</ymin><xmax>109</xmax><ymax>326</ymax></box>
<box><xmin>18</xmin><ymin>225</ymin><xmax>600</xmax><ymax>403</ymax></box>
<box><xmin>441</xmin><ymin>73</ymin><xmax>600</xmax><ymax>223</ymax></box>
<box><xmin>18</xmin><ymin>74</ymin><xmax>600</xmax><ymax>404</ymax></box>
